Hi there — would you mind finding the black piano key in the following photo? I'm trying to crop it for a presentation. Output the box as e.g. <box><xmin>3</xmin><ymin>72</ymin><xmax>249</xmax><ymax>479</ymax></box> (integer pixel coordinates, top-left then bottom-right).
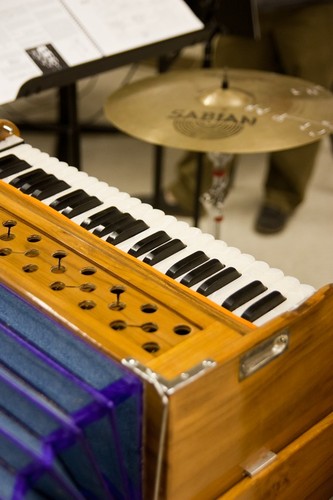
<box><xmin>21</xmin><ymin>174</ymin><xmax>52</xmax><ymax>194</ymax></box>
<box><xmin>222</xmin><ymin>280</ymin><xmax>268</xmax><ymax>312</ymax></box>
<box><xmin>180</xmin><ymin>259</ymin><xmax>224</xmax><ymax>288</ymax></box>
<box><xmin>93</xmin><ymin>213</ymin><xmax>132</xmax><ymax>238</ymax></box>
<box><xmin>81</xmin><ymin>206</ymin><xmax>122</xmax><ymax>230</ymax></box>
<box><xmin>31</xmin><ymin>179</ymin><xmax>71</xmax><ymax>200</ymax></box>
<box><xmin>104</xmin><ymin>213</ymin><xmax>137</xmax><ymax>233</ymax></box>
<box><xmin>5</xmin><ymin>161</ymin><xmax>70</xmax><ymax>200</ymax></box>
<box><xmin>128</xmin><ymin>231</ymin><xmax>171</xmax><ymax>257</ymax></box>
<box><xmin>196</xmin><ymin>267</ymin><xmax>241</xmax><ymax>296</ymax></box>
<box><xmin>143</xmin><ymin>239</ymin><xmax>186</xmax><ymax>266</ymax></box>
<box><xmin>0</xmin><ymin>155</ymin><xmax>32</xmax><ymax>178</ymax></box>
<box><xmin>50</xmin><ymin>189</ymin><xmax>92</xmax><ymax>211</ymax></box>
<box><xmin>107</xmin><ymin>219</ymin><xmax>149</xmax><ymax>245</ymax></box>
<box><xmin>241</xmin><ymin>290</ymin><xmax>287</xmax><ymax>322</ymax></box>
<box><xmin>10</xmin><ymin>169</ymin><xmax>47</xmax><ymax>190</ymax></box>
<box><xmin>166</xmin><ymin>251</ymin><xmax>209</xmax><ymax>279</ymax></box>
<box><xmin>21</xmin><ymin>173</ymin><xmax>66</xmax><ymax>196</ymax></box>
<box><xmin>62</xmin><ymin>196</ymin><xmax>102</xmax><ymax>219</ymax></box>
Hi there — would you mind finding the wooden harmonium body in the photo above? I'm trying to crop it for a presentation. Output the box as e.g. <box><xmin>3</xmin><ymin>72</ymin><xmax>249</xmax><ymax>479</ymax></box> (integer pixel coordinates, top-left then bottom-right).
<box><xmin>0</xmin><ymin>135</ymin><xmax>332</xmax><ymax>499</ymax></box>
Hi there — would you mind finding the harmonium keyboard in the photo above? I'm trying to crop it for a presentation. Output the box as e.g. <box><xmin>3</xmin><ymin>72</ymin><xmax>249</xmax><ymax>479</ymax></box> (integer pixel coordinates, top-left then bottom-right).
<box><xmin>0</xmin><ymin>124</ymin><xmax>332</xmax><ymax>499</ymax></box>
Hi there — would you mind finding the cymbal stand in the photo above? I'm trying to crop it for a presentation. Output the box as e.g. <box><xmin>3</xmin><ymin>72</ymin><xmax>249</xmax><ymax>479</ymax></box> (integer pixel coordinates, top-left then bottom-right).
<box><xmin>200</xmin><ymin>152</ymin><xmax>234</xmax><ymax>240</ymax></box>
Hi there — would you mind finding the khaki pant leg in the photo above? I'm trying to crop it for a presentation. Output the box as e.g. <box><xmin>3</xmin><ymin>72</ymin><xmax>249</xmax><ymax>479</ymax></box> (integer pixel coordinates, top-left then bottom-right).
<box><xmin>169</xmin><ymin>152</ymin><xmax>212</xmax><ymax>212</ymax></box>
<box><xmin>271</xmin><ymin>4</ymin><xmax>333</xmax><ymax>89</ymax></box>
<box><xmin>265</xmin><ymin>4</ymin><xmax>333</xmax><ymax>210</ymax></box>
<box><xmin>264</xmin><ymin>141</ymin><xmax>320</xmax><ymax>212</ymax></box>
<box><xmin>213</xmin><ymin>34</ymin><xmax>278</xmax><ymax>71</ymax></box>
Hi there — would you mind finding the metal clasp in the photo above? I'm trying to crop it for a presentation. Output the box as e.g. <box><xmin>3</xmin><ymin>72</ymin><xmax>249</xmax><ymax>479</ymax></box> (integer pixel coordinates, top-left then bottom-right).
<box><xmin>239</xmin><ymin>330</ymin><xmax>289</xmax><ymax>380</ymax></box>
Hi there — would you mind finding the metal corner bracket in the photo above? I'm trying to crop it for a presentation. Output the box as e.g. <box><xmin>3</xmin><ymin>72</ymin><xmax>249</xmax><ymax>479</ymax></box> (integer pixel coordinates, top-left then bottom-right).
<box><xmin>122</xmin><ymin>357</ymin><xmax>217</xmax><ymax>395</ymax></box>
<box><xmin>121</xmin><ymin>357</ymin><xmax>217</xmax><ymax>500</ymax></box>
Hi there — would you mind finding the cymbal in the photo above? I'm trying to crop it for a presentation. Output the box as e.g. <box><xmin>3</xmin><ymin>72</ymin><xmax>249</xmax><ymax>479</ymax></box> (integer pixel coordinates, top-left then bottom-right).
<box><xmin>104</xmin><ymin>69</ymin><xmax>333</xmax><ymax>153</ymax></box>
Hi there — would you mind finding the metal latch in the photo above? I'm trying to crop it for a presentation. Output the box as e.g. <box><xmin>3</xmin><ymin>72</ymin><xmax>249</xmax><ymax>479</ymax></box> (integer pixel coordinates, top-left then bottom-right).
<box><xmin>242</xmin><ymin>448</ymin><xmax>277</xmax><ymax>477</ymax></box>
<box><xmin>239</xmin><ymin>330</ymin><xmax>289</xmax><ymax>380</ymax></box>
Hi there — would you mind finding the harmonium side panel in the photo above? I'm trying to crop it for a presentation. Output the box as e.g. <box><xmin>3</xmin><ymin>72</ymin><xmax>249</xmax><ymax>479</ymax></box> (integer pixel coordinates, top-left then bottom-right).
<box><xmin>148</xmin><ymin>284</ymin><xmax>333</xmax><ymax>499</ymax></box>
<box><xmin>219</xmin><ymin>411</ymin><xmax>333</xmax><ymax>499</ymax></box>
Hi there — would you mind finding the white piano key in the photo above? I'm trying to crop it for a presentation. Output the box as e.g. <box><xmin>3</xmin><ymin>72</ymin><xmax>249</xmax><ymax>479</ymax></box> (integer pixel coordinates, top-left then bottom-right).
<box><xmin>206</xmin><ymin>246</ymin><xmax>250</xmax><ymax>269</ymax></box>
<box><xmin>253</xmin><ymin>280</ymin><xmax>315</xmax><ymax>326</ymax></box>
<box><xmin>0</xmin><ymin>135</ymin><xmax>24</xmax><ymax>152</ymax></box>
<box><xmin>9</xmin><ymin>149</ymin><xmax>50</xmax><ymax>166</ymax></box>
<box><xmin>38</xmin><ymin>160</ymin><xmax>78</xmax><ymax>178</ymax></box>
<box><xmin>200</xmin><ymin>238</ymin><xmax>231</xmax><ymax>260</ymax></box>
<box><xmin>0</xmin><ymin>143</ymin><xmax>34</xmax><ymax>159</ymax></box>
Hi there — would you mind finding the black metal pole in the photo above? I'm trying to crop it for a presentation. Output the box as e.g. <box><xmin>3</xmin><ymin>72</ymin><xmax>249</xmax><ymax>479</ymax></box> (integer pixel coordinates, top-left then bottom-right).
<box><xmin>194</xmin><ymin>152</ymin><xmax>204</xmax><ymax>226</ymax></box>
<box><xmin>56</xmin><ymin>83</ymin><xmax>81</xmax><ymax>168</ymax></box>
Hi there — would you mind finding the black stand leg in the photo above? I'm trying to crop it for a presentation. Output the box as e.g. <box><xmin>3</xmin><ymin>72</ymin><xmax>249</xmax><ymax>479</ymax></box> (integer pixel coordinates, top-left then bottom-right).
<box><xmin>153</xmin><ymin>145</ymin><xmax>164</xmax><ymax>207</ymax></box>
<box><xmin>56</xmin><ymin>83</ymin><xmax>81</xmax><ymax>169</ymax></box>
<box><xmin>194</xmin><ymin>152</ymin><xmax>204</xmax><ymax>227</ymax></box>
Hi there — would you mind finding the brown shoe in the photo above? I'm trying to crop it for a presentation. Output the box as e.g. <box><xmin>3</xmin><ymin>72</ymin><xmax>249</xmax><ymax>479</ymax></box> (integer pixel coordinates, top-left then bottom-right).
<box><xmin>255</xmin><ymin>204</ymin><xmax>290</xmax><ymax>234</ymax></box>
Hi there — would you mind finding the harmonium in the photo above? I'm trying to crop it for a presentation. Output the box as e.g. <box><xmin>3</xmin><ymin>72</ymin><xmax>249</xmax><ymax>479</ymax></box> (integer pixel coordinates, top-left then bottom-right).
<box><xmin>0</xmin><ymin>121</ymin><xmax>332</xmax><ymax>499</ymax></box>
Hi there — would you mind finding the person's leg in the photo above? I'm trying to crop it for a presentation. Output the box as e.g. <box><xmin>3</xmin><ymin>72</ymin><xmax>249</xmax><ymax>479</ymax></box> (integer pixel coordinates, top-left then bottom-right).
<box><xmin>264</xmin><ymin>142</ymin><xmax>320</xmax><ymax>212</ymax></box>
<box><xmin>168</xmin><ymin>152</ymin><xmax>213</xmax><ymax>213</ymax></box>
<box><xmin>255</xmin><ymin>141</ymin><xmax>320</xmax><ymax>233</ymax></box>
<box><xmin>257</xmin><ymin>4</ymin><xmax>333</xmax><ymax>232</ymax></box>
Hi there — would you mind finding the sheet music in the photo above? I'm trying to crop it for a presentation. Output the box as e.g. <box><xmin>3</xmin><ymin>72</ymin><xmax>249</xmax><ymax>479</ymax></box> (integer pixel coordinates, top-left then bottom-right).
<box><xmin>0</xmin><ymin>0</ymin><xmax>203</xmax><ymax>106</ymax></box>
<box><xmin>61</xmin><ymin>0</ymin><xmax>204</xmax><ymax>55</ymax></box>
<box><xmin>0</xmin><ymin>0</ymin><xmax>101</xmax><ymax>105</ymax></box>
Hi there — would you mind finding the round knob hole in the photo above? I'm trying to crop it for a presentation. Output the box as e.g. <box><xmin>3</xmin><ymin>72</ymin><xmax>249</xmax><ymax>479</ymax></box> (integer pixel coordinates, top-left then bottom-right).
<box><xmin>22</xmin><ymin>264</ymin><xmax>38</xmax><ymax>273</ymax></box>
<box><xmin>27</xmin><ymin>234</ymin><xmax>41</xmax><ymax>242</ymax></box>
<box><xmin>110</xmin><ymin>285</ymin><xmax>126</xmax><ymax>295</ymax></box>
<box><xmin>109</xmin><ymin>302</ymin><xmax>126</xmax><ymax>311</ymax></box>
<box><xmin>79</xmin><ymin>283</ymin><xmax>96</xmax><ymax>292</ymax></box>
<box><xmin>109</xmin><ymin>320</ymin><xmax>127</xmax><ymax>331</ymax></box>
<box><xmin>142</xmin><ymin>342</ymin><xmax>160</xmax><ymax>353</ymax></box>
<box><xmin>51</xmin><ymin>265</ymin><xmax>66</xmax><ymax>274</ymax></box>
<box><xmin>173</xmin><ymin>324</ymin><xmax>191</xmax><ymax>336</ymax></box>
<box><xmin>25</xmin><ymin>249</ymin><xmax>39</xmax><ymax>257</ymax></box>
<box><xmin>81</xmin><ymin>267</ymin><xmax>97</xmax><ymax>276</ymax></box>
<box><xmin>50</xmin><ymin>281</ymin><xmax>66</xmax><ymax>291</ymax></box>
<box><xmin>141</xmin><ymin>322</ymin><xmax>158</xmax><ymax>333</ymax></box>
<box><xmin>141</xmin><ymin>303</ymin><xmax>158</xmax><ymax>314</ymax></box>
<box><xmin>79</xmin><ymin>300</ymin><xmax>96</xmax><ymax>310</ymax></box>
<box><xmin>0</xmin><ymin>248</ymin><xmax>12</xmax><ymax>256</ymax></box>
<box><xmin>52</xmin><ymin>250</ymin><xmax>67</xmax><ymax>259</ymax></box>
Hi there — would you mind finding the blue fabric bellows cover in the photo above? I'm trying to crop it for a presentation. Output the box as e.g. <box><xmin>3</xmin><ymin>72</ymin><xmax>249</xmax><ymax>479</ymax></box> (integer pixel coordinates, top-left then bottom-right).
<box><xmin>0</xmin><ymin>283</ymin><xmax>143</xmax><ymax>500</ymax></box>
